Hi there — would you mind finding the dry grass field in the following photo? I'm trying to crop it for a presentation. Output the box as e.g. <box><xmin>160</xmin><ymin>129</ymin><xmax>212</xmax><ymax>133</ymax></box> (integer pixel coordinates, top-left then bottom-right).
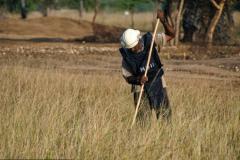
<box><xmin>0</xmin><ymin>42</ymin><xmax>239</xmax><ymax>159</ymax></box>
<box><xmin>0</xmin><ymin>8</ymin><xmax>239</xmax><ymax>160</ymax></box>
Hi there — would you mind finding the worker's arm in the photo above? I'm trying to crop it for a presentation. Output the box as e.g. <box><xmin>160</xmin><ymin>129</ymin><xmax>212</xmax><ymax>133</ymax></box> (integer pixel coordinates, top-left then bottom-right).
<box><xmin>122</xmin><ymin>61</ymin><xmax>148</xmax><ymax>85</ymax></box>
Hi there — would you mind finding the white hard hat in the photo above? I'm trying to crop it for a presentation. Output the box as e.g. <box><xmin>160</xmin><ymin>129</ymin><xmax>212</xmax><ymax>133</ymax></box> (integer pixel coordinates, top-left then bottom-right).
<box><xmin>120</xmin><ymin>29</ymin><xmax>141</xmax><ymax>48</ymax></box>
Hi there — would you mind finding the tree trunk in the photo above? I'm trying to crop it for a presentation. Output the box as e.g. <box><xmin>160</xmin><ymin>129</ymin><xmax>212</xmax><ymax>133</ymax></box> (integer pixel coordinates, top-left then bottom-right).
<box><xmin>92</xmin><ymin>0</ymin><xmax>99</xmax><ymax>26</ymax></box>
<box><xmin>130</xmin><ymin>8</ymin><xmax>134</xmax><ymax>28</ymax></box>
<box><xmin>20</xmin><ymin>0</ymin><xmax>27</xmax><ymax>19</ymax></box>
<box><xmin>42</xmin><ymin>0</ymin><xmax>48</xmax><ymax>17</ymax></box>
<box><xmin>205</xmin><ymin>0</ymin><xmax>225</xmax><ymax>48</ymax></box>
<box><xmin>0</xmin><ymin>6</ymin><xmax>6</xmax><ymax>19</ymax></box>
<box><xmin>175</xmin><ymin>0</ymin><xmax>184</xmax><ymax>46</ymax></box>
<box><xmin>79</xmin><ymin>0</ymin><xmax>84</xmax><ymax>18</ymax></box>
<box><xmin>225</xmin><ymin>2</ymin><xmax>234</xmax><ymax>29</ymax></box>
<box><xmin>152</xmin><ymin>0</ymin><xmax>159</xmax><ymax>31</ymax></box>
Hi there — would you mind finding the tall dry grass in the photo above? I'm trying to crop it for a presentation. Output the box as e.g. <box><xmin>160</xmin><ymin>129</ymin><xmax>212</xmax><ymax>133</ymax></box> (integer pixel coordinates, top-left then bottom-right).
<box><xmin>0</xmin><ymin>65</ymin><xmax>239</xmax><ymax>159</ymax></box>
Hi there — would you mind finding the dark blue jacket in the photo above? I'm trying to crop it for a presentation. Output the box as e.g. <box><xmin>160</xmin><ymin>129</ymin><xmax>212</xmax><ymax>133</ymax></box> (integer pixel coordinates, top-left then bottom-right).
<box><xmin>119</xmin><ymin>32</ymin><xmax>164</xmax><ymax>85</ymax></box>
<box><xmin>119</xmin><ymin>32</ymin><xmax>166</xmax><ymax>108</ymax></box>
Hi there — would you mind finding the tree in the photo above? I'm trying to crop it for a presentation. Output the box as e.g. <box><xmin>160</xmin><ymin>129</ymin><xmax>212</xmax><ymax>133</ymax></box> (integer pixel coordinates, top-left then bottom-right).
<box><xmin>92</xmin><ymin>0</ymin><xmax>99</xmax><ymax>26</ymax></box>
<box><xmin>118</xmin><ymin>0</ymin><xmax>149</xmax><ymax>28</ymax></box>
<box><xmin>41</xmin><ymin>0</ymin><xmax>59</xmax><ymax>17</ymax></box>
<box><xmin>234</xmin><ymin>1</ymin><xmax>240</xmax><ymax>10</ymax></box>
<box><xmin>20</xmin><ymin>0</ymin><xmax>27</xmax><ymax>19</ymax></box>
<box><xmin>0</xmin><ymin>0</ymin><xmax>6</xmax><ymax>18</ymax></box>
<box><xmin>118</xmin><ymin>0</ymin><xmax>136</xmax><ymax>28</ymax></box>
<box><xmin>42</xmin><ymin>0</ymin><xmax>49</xmax><ymax>17</ymax></box>
<box><xmin>182</xmin><ymin>0</ymin><xmax>234</xmax><ymax>45</ymax></box>
<box><xmin>79</xmin><ymin>0</ymin><xmax>84</xmax><ymax>18</ymax></box>
<box><xmin>205</xmin><ymin>0</ymin><xmax>226</xmax><ymax>47</ymax></box>
<box><xmin>174</xmin><ymin>0</ymin><xmax>184</xmax><ymax>45</ymax></box>
<box><xmin>150</xmin><ymin>0</ymin><xmax>159</xmax><ymax>30</ymax></box>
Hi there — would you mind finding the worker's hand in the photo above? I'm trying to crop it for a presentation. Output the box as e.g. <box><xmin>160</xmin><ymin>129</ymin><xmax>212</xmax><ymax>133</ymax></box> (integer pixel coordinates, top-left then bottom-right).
<box><xmin>140</xmin><ymin>75</ymin><xmax>148</xmax><ymax>85</ymax></box>
<box><xmin>157</xmin><ymin>10</ymin><xmax>165</xmax><ymax>22</ymax></box>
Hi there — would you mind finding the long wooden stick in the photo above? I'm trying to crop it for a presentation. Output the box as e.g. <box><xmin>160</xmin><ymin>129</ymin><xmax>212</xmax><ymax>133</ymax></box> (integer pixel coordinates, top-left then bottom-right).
<box><xmin>131</xmin><ymin>19</ymin><xmax>160</xmax><ymax>128</ymax></box>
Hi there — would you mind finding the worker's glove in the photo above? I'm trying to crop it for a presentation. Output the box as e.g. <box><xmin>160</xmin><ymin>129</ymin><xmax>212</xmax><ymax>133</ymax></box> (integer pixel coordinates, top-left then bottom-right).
<box><xmin>140</xmin><ymin>75</ymin><xmax>148</xmax><ymax>85</ymax></box>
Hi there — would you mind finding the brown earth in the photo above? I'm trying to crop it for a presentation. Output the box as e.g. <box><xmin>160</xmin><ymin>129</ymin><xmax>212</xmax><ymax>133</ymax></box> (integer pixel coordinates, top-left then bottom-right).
<box><xmin>0</xmin><ymin>17</ymin><xmax>238</xmax><ymax>51</ymax></box>
<box><xmin>0</xmin><ymin>17</ymin><xmax>93</xmax><ymax>39</ymax></box>
<box><xmin>0</xmin><ymin>17</ymin><xmax>239</xmax><ymax>83</ymax></box>
<box><xmin>0</xmin><ymin>17</ymin><xmax>124</xmax><ymax>42</ymax></box>
<box><xmin>0</xmin><ymin>41</ymin><xmax>239</xmax><ymax>88</ymax></box>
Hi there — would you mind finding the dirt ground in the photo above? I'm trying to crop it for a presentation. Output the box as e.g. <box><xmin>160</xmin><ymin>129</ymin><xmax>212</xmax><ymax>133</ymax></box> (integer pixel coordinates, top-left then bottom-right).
<box><xmin>0</xmin><ymin>41</ymin><xmax>239</xmax><ymax>89</ymax></box>
<box><xmin>0</xmin><ymin>17</ymin><xmax>124</xmax><ymax>42</ymax></box>
<box><xmin>0</xmin><ymin>17</ymin><xmax>239</xmax><ymax>87</ymax></box>
<box><xmin>0</xmin><ymin>17</ymin><xmax>93</xmax><ymax>39</ymax></box>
